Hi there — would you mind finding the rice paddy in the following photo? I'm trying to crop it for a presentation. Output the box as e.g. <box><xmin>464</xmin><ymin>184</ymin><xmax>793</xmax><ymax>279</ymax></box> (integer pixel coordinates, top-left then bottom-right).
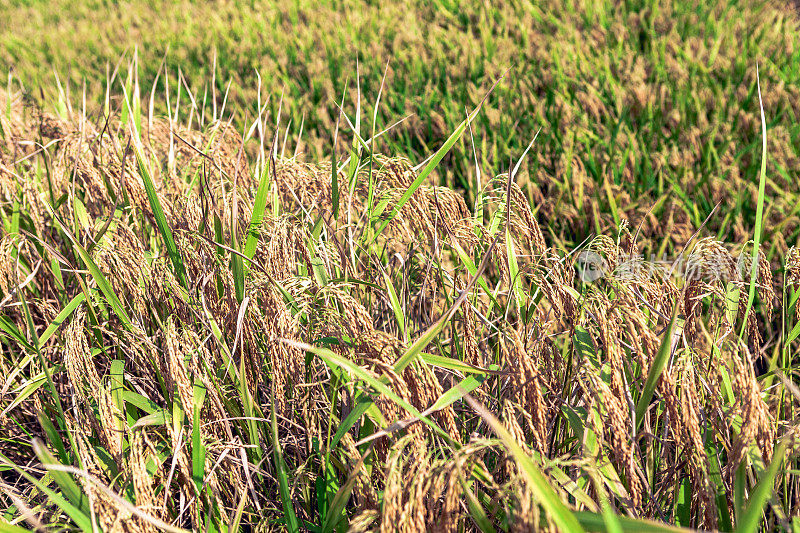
<box><xmin>2</xmin><ymin>0</ymin><xmax>800</xmax><ymax>531</ymax></box>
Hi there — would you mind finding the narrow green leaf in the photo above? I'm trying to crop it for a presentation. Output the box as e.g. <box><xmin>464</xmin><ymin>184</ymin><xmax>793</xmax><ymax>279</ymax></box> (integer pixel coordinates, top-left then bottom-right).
<box><xmin>734</xmin><ymin>441</ymin><xmax>787</xmax><ymax>533</ymax></box>
<box><xmin>429</xmin><ymin>374</ymin><xmax>486</xmax><ymax>412</ymax></box>
<box><xmin>39</xmin><ymin>292</ymin><xmax>86</xmax><ymax>346</ymax></box>
<box><xmin>228</xmin><ymin>489</ymin><xmax>248</xmax><ymax>533</ymax></box>
<box><xmin>132</xmin><ymin>410</ymin><xmax>171</xmax><ymax>429</ymax></box>
<box><xmin>322</xmin><ymin>447</ymin><xmax>367</xmax><ymax>533</ymax></box>
<box><xmin>0</xmin><ymin>315</ymin><xmax>35</xmax><ymax>353</ymax></box>
<box><xmin>575</xmin><ymin>511</ymin><xmax>693</xmax><ymax>532</ymax></box>
<box><xmin>38</xmin><ymin>410</ymin><xmax>68</xmax><ymax>464</ymax></box>
<box><xmin>124</xmin><ymin>391</ymin><xmax>165</xmax><ymax>415</ymax></box>
<box><xmin>192</xmin><ymin>379</ymin><xmax>207</xmax><ymax>491</ymax></box>
<box><xmin>460</xmin><ymin>474</ymin><xmax>497</xmax><ymax>533</ymax></box>
<box><xmin>130</xmin><ymin>135</ymin><xmax>188</xmax><ymax>290</ymax></box>
<box><xmin>382</xmin><ymin>270</ymin><xmax>406</xmax><ymax>339</ymax></box>
<box><xmin>739</xmin><ymin>64</ymin><xmax>769</xmax><ymax>341</ymax></box>
<box><xmin>243</xmin><ymin>153</ymin><xmax>271</xmax><ymax>262</ymax></box>
<box><xmin>635</xmin><ymin>305</ymin><xmax>678</xmax><ymax>430</ymax></box>
<box><xmin>32</xmin><ymin>440</ymin><xmax>92</xmax><ymax>522</ymax></box>
<box><xmin>331</xmin><ymin>84</ymin><xmax>346</xmax><ymax>222</ymax></box>
<box><xmin>392</xmin><ymin>231</ymin><xmax>501</xmax><ymax>375</ymax></box>
<box><xmin>330</xmin><ymin>394</ymin><xmax>373</xmax><ymax>451</ymax></box>
<box><xmin>786</xmin><ymin>319</ymin><xmax>800</xmax><ymax>346</ymax></box>
<box><xmin>420</xmin><ymin>352</ymin><xmax>499</xmax><ymax>375</ymax></box>
<box><xmin>109</xmin><ymin>360</ymin><xmax>125</xmax><ymax>438</ymax></box>
<box><xmin>232</xmin><ymin>252</ymin><xmax>244</xmax><ymax>303</ymax></box>
<box><xmin>0</xmin><ymin>372</ymin><xmax>47</xmax><ymax>419</ymax></box>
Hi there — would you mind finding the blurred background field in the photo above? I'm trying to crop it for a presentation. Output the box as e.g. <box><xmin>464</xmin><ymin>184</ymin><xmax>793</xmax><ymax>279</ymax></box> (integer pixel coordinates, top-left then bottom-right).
<box><xmin>3</xmin><ymin>0</ymin><xmax>800</xmax><ymax>257</ymax></box>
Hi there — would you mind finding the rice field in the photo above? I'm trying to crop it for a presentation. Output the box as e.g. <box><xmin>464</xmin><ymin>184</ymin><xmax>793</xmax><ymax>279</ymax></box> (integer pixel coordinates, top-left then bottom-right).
<box><xmin>2</xmin><ymin>0</ymin><xmax>800</xmax><ymax>531</ymax></box>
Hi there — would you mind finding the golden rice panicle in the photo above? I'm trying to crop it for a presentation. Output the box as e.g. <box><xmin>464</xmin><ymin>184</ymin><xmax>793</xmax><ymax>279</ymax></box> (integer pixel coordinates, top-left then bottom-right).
<box><xmin>755</xmin><ymin>248</ymin><xmax>777</xmax><ymax>319</ymax></box>
<box><xmin>509</xmin><ymin>477</ymin><xmax>541</xmax><ymax>533</ymax></box>
<box><xmin>617</xmin><ymin>218</ymin><xmax>639</xmax><ymax>257</ymax></box>
<box><xmin>348</xmin><ymin>510</ymin><xmax>380</xmax><ymax>533</ymax></box>
<box><xmin>379</xmin><ymin>434</ymin><xmax>429</xmax><ymax>533</ymax></box>
<box><xmin>687</xmin><ymin>238</ymin><xmax>738</xmax><ymax>283</ymax></box>
<box><xmin>426</xmin><ymin>184</ymin><xmax>479</xmax><ymax>251</ymax></box>
<box><xmin>273</xmin><ymin>158</ymin><xmax>330</xmax><ymax>215</ymax></box>
<box><xmin>786</xmin><ymin>246</ymin><xmax>800</xmax><ymax>320</ymax></box>
<box><xmin>501</xmin><ymin>400</ymin><xmax>529</xmax><ymax>464</ymax></box>
<box><xmin>341</xmin><ymin>432</ymin><xmax>379</xmax><ymax>509</ymax></box>
<box><xmin>93</xmin><ymin>221</ymin><xmax>150</xmax><ymax>316</ymax></box>
<box><xmin>162</xmin><ymin>325</ymin><xmax>239</xmax><ymax>506</ymax></box>
<box><xmin>370</xmin><ymin>358</ymin><xmax>416</xmax><ymax>436</ymax></box>
<box><xmin>587</xmin><ymin>370</ymin><xmax>642</xmax><ymax>509</ymax></box>
<box><xmin>410</xmin><ymin>360</ymin><xmax>460</xmax><ymax>442</ymax></box>
<box><xmin>460</xmin><ymin>301</ymin><xmax>485</xmax><ymax>368</ymax></box>
<box><xmin>683</xmin><ymin>238</ymin><xmax>738</xmax><ymax>345</ymax></box>
<box><xmin>735</xmin><ymin>289</ymin><xmax>763</xmax><ymax>359</ymax></box>
<box><xmin>179</xmin><ymin>327</ymin><xmax>230</xmax><ymax>434</ymax></box>
<box><xmin>682</xmin><ymin>276</ymin><xmax>702</xmax><ymax>346</ymax></box>
<box><xmin>207</xmin><ymin>119</ymin><xmax>251</xmax><ymax>185</ymax></box>
<box><xmin>651</xmin><ymin>363</ymin><xmax>696</xmax><ymax>498</ymax></box>
<box><xmin>140</xmin><ymin>118</ymin><xmax>200</xmax><ymax>184</ymax></box>
<box><xmin>593</xmin><ymin>302</ymin><xmax>643</xmax><ymax>509</ymax></box>
<box><xmin>499</xmin><ymin>328</ymin><xmax>549</xmax><ymax>453</ymax></box>
<box><xmin>161</xmin><ymin>408</ymin><xmax>200</xmax><ymax>526</ymax></box>
<box><xmin>678</xmin><ymin>359</ymin><xmax>717</xmax><ymax>530</ymax></box>
<box><xmin>586</xmin><ymin>234</ymin><xmax>619</xmax><ymax>273</ymax></box>
<box><xmin>51</xmin><ymin>131</ymin><xmax>109</xmax><ymax>212</ymax></box>
<box><xmin>0</xmin><ymin>233</ymin><xmax>67</xmax><ymax>318</ymax></box>
<box><xmin>487</xmin><ymin>173</ymin><xmax>546</xmax><ymax>260</ymax></box>
<box><xmin>69</xmin><ymin>417</ymin><xmax>137</xmax><ymax>532</ymax></box>
<box><xmin>385</xmin><ymin>160</ymin><xmax>439</xmax><ymax>247</ymax></box>
<box><xmin>623</xmin><ymin>308</ymin><xmax>661</xmax><ymax>374</ymax></box>
<box><xmin>0</xmin><ymin>233</ymin><xmax>62</xmax><ymax>315</ymax></box>
<box><xmin>728</xmin><ymin>345</ymin><xmax>776</xmax><ymax>475</ymax></box>
<box><xmin>246</xmin><ymin>285</ymin><xmax>305</xmax><ymax>413</ymax></box>
<box><xmin>330</xmin><ymin>286</ymin><xmax>375</xmax><ymax>337</ymax></box>
<box><xmin>422</xmin><ymin>444</ymin><xmax>492</xmax><ymax>532</ymax></box>
<box><xmin>533</xmin><ymin>254</ymin><xmax>578</xmax><ymax>327</ymax></box>
<box><xmin>129</xmin><ymin>429</ymin><xmax>161</xmax><ymax>523</ymax></box>
<box><xmin>251</xmin><ymin>213</ymin><xmax>310</xmax><ymax>281</ymax></box>
<box><xmin>738</xmin><ymin>246</ymin><xmax>777</xmax><ymax>321</ymax></box>
<box><xmin>63</xmin><ymin>308</ymin><xmax>102</xmax><ymax>401</ymax></box>
<box><xmin>0</xmin><ymin>233</ymin><xmax>23</xmax><ymax>297</ymax></box>
<box><xmin>354</xmin><ymin>330</ymin><xmax>404</xmax><ymax>365</ymax></box>
<box><xmin>164</xmin><ymin>317</ymin><xmax>195</xmax><ymax>416</ymax></box>
<box><xmin>146</xmin><ymin>118</ymin><xmax>249</xmax><ymax>191</ymax></box>
<box><xmin>0</xmin><ymin>90</ymin><xmax>38</xmax><ymax>157</ymax></box>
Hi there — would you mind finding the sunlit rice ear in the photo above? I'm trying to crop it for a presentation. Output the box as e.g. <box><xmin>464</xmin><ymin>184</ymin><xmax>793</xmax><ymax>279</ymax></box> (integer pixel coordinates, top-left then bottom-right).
<box><xmin>786</xmin><ymin>246</ymin><xmax>800</xmax><ymax>320</ymax></box>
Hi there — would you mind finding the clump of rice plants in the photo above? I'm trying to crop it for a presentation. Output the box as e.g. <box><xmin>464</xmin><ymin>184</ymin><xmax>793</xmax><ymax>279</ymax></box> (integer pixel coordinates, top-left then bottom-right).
<box><xmin>0</xmin><ymin>62</ymin><xmax>799</xmax><ymax>532</ymax></box>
